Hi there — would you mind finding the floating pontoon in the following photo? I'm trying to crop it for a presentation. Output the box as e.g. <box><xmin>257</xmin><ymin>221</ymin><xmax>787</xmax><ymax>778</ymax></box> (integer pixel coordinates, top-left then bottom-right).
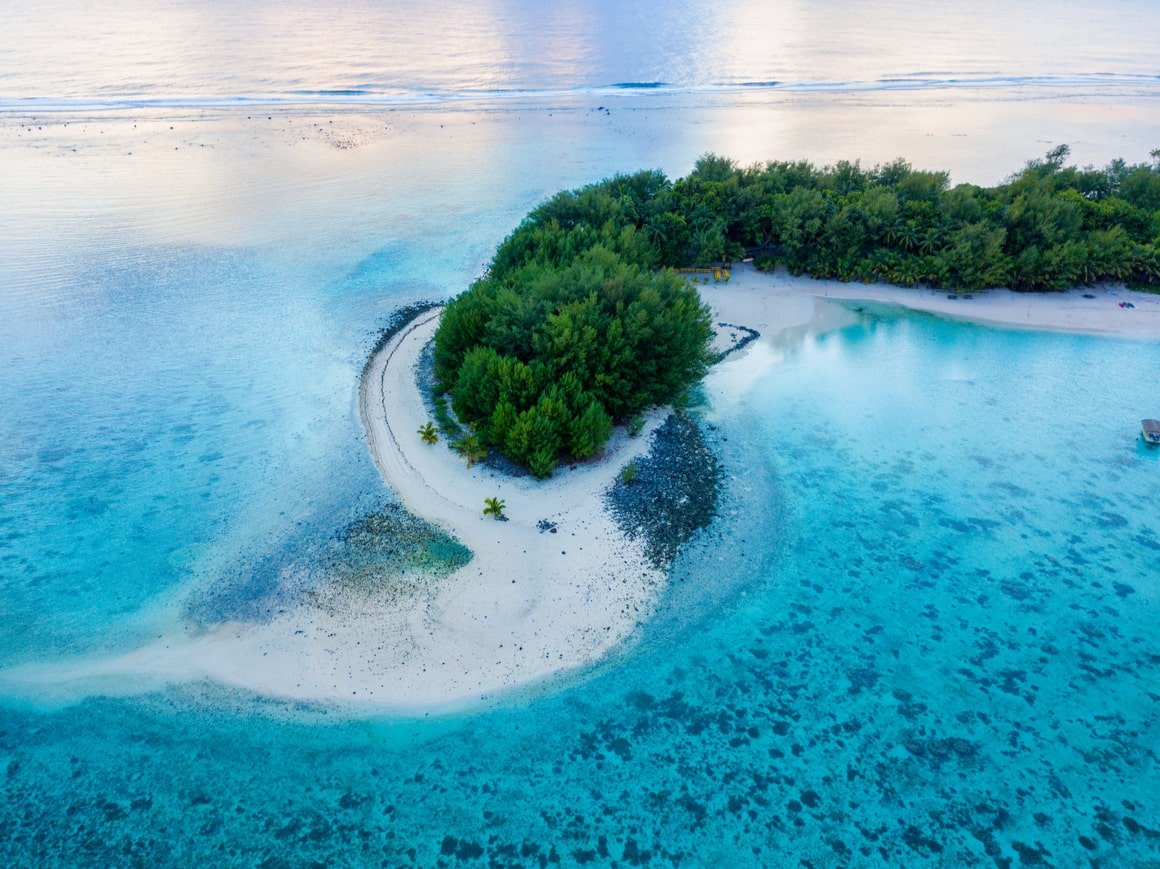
<box><xmin>1143</xmin><ymin>419</ymin><xmax>1160</xmax><ymax>445</ymax></box>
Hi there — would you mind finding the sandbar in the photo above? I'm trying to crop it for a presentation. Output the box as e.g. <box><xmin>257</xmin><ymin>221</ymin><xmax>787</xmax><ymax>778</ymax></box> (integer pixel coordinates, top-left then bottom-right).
<box><xmin>3</xmin><ymin>271</ymin><xmax>1155</xmax><ymax>714</ymax></box>
<box><xmin>1</xmin><ymin>309</ymin><xmax>667</xmax><ymax>712</ymax></box>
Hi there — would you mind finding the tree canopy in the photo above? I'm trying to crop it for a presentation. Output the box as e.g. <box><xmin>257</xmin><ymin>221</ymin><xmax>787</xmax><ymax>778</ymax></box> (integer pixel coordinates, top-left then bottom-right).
<box><xmin>434</xmin><ymin>148</ymin><xmax>1160</xmax><ymax>475</ymax></box>
<box><xmin>436</xmin><ymin>242</ymin><xmax>712</xmax><ymax>477</ymax></box>
<box><xmin>643</xmin><ymin>147</ymin><xmax>1160</xmax><ymax>291</ymax></box>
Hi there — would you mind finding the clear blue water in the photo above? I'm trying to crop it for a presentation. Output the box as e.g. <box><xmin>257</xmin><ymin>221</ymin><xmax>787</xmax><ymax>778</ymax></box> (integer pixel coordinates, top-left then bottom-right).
<box><xmin>4</xmin><ymin>314</ymin><xmax>1159</xmax><ymax>865</ymax></box>
<box><xmin>2</xmin><ymin>2</ymin><xmax>1159</xmax><ymax>866</ymax></box>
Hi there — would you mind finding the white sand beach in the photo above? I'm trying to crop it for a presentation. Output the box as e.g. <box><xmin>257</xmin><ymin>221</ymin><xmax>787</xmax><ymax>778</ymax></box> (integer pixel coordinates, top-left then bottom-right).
<box><xmin>4</xmin><ymin>272</ymin><xmax>1156</xmax><ymax>714</ymax></box>
<box><xmin>2</xmin><ymin>309</ymin><xmax>669</xmax><ymax>712</ymax></box>
<box><xmin>708</xmin><ymin>264</ymin><xmax>1160</xmax><ymax>339</ymax></box>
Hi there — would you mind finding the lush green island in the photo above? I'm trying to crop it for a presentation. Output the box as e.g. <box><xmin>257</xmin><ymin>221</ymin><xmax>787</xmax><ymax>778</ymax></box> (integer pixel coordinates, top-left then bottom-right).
<box><xmin>434</xmin><ymin>147</ymin><xmax>1160</xmax><ymax>476</ymax></box>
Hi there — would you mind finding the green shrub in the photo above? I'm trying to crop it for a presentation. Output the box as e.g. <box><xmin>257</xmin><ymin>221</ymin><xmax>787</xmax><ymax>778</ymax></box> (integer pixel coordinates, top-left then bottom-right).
<box><xmin>437</xmin><ymin>243</ymin><xmax>712</xmax><ymax>477</ymax></box>
<box><xmin>619</xmin><ymin>460</ymin><xmax>639</xmax><ymax>484</ymax></box>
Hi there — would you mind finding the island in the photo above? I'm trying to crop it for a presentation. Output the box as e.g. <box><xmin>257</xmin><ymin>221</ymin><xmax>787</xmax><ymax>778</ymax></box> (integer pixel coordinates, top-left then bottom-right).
<box><xmin>430</xmin><ymin>145</ymin><xmax>1159</xmax><ymax>473</ymax></box>
<box><xmin>341</xmin><ymin>145</ymin><xmax>1160</xmax><ymax>707</ymax></box>
<box><xmin>5</xmin><ymin>149</ymin><xmax>1159</xmax><ymax>713</ymax></box>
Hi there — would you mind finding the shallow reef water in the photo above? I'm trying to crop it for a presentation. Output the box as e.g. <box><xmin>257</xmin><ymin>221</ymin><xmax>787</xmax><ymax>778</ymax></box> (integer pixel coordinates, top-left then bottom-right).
<box><xmin>3</xmin><ymin>310</ymin><xmax>1158</xmax><ymax>867</ymax></box>
<box><xmin>4</xmin><ymin>0</ymin><xmax>1160</xmax><ymax>859</ymax></box>
<box><xmin>606</xmin><ymin>413</ymin><xmax>723</xmax><ymax>569</ymax></box>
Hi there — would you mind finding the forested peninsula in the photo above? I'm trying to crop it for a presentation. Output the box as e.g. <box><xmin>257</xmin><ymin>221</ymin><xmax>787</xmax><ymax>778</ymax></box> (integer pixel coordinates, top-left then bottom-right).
<box><xmin>434</xmin><ymin>148</ymin><xmax>1160</xmax><ymax>475</ymax></box>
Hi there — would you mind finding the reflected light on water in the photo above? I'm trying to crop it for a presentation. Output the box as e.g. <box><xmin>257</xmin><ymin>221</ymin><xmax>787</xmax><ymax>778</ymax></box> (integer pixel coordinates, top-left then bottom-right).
<box><xmin>3</xmin><ymin>0</ymin><xmax>1159</xmax><ymax>104</ymax></box>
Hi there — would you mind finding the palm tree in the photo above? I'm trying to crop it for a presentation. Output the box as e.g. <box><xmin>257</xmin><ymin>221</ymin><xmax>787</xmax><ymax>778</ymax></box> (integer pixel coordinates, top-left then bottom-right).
<box><xmin>1129</xmin><ymin>246</ymin><xmax>1160</xmax><ymax>283</ymax></box>
<box><xmin>895</xmin><ymin>221</ymin><xmax>920</xmax><ymax>252</ymax></box>
<box><xmin>894</xmin><ymin>257</ymin><xmax>921</xmax><ymax>287</ymax></box>
<box><xmin>918</xmin><ymin>226</ymin><xmax>943</xmax><ymax>254</ymax></box>
<box><xmin>482</xmin><ymin>497</ymin><xmax>505</xmax><ymax>519</ymax></box>
<box><xmin>461</xmin><ymin>434</ymin><xmax>487</xmax><ymax>468</ymax></box>
<box><xmin>417</xmin><ymin>422</ymin><xmax>438</xmax><ymax>444</ymax></box>
<box><xmin>644</xmin><ymin>218</ymin><xmax>668</xmax><ymax>251</ymax></box>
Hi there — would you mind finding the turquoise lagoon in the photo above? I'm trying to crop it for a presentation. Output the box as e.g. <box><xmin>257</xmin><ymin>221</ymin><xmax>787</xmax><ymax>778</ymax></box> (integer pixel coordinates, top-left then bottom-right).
<box><xmin>3</xmin><ymin>301</ymin><xmax>1159</xmax><ymax>865</ymax></box>
<box><xmin>3</xmin><ymin>0</ymin><xmax>1160</xmax><ymax>864</ymax></box>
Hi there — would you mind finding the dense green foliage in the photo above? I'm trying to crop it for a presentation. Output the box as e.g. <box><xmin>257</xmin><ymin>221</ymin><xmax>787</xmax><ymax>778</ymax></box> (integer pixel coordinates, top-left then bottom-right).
<box><xmin>436</xmin><ymin>244</ymin><xmax>712</xmax><ymax>477</ymax></box>
<box><xmin>639</xmin><ymin>146</ymin><xmax>1159</xmax><ymax>291</ymax></box>
<box><xmin>435</xmin><ymin>147</ymin><xmax>1160</xmax><ymax>475</ymax></box>
<box><xmin>748</xmin><ymin>147</ymin><xmax>1160</xmax><ymax>291</ymax></box>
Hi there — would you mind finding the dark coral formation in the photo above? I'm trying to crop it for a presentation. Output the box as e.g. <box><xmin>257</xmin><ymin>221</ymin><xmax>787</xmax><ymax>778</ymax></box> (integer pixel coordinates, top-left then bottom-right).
<box><xmin>605</xmin><ymin>413</ymin><xmax>722</xmax><ymax>569</ymax></box>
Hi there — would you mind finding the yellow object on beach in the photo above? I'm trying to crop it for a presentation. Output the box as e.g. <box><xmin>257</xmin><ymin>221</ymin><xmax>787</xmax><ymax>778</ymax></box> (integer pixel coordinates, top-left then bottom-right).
<box><xmin>677</xmin><ymin>266</ymin><xmax>730</xmax><ymax>282</ymax></box>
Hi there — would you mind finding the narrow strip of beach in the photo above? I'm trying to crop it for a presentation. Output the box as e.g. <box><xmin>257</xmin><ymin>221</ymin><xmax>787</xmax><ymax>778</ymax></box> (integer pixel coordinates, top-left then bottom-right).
<box><xmin>707</xmin><ymin>264</ymin><xmax>1160</xmax><ymax>339</ymax></box>
<box><xmin>0</xmin><ymin>308</ymin><xmax>670</xmax><ymax>713</ymax></box>
<box><xmin>3</xmin><ymin>271</ymin><xmax>1155</xmax><ymax>714</ymax></box>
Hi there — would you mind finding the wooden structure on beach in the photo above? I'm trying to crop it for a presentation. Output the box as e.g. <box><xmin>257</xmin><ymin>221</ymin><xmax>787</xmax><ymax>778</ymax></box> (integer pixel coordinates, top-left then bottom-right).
<box><xmin>677</xmin><ymin>266</ymin><xmax>730</xmax><ymax>281</ymax></box>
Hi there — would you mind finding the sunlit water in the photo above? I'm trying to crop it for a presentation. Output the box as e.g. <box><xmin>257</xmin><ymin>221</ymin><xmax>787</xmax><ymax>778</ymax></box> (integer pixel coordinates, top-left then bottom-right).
<box><xmin>2</xmin><ymin>1</ymin><xmax>1159</xmax><ymax>865</ymax></box>
<box><xmin>2</xmin><ymin>0</ymin><xmax>1160</xmax><ymax>107</ymax></box>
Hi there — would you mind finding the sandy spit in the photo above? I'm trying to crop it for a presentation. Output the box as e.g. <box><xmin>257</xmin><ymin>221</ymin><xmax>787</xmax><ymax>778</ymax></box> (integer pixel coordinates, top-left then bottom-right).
<box><xmin>2</xmin><ymin>309</ymin><xmax>667</xmax><ymax>714</ymax></box>
<box><xmin>4</xmin><ymin>271</ymin><xmax>1153</xmax><ymax>714</ymax></box>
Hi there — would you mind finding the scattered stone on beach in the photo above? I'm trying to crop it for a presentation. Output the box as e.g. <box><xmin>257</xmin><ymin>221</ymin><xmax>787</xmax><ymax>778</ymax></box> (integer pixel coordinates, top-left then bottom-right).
<box><xmin>713</xmin><ymin>321</ymin><xmax>761</xmax><ymax>363</ymax></box>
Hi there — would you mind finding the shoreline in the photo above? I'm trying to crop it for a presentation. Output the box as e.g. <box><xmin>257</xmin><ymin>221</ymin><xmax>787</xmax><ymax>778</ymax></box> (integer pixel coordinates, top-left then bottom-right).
<box><xmin>1</xmin><ymin>308</ymin><xmax>671</xmax><ymax>714</ymax></box>
<box><xmin>710</xmin><ymin>264</ymin><xmax>1160</xmax><ymax>340</ymax></box>
<box><xmin>3</xmin><ymin>271</ymin><xmax>1156</xmax><ymax>715</ymax></box>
